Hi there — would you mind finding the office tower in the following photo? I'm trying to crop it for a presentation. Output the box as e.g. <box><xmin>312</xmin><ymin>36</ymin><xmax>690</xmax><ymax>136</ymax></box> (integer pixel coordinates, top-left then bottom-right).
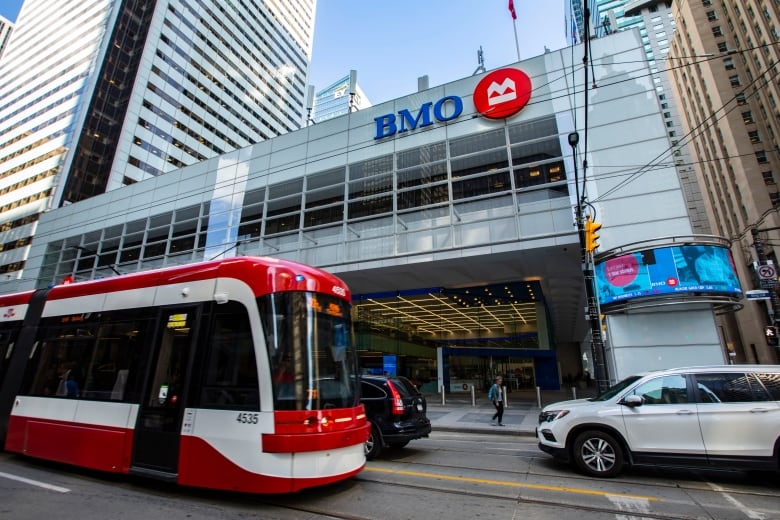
<box><xmin>0</xmin><ymin>15</ymin><xmax>12</xmax><ymax>61</ymax></box>
<box><xmin>311</xmin><ymin>71</ymin><xmax>371</xmax><ymax>124</ymax></box>
<box><xmin>0</xmin><ymin>0</ymin><xmax>315</xmax><ymax>280</ymax></box>
<box><xmin>669</xmin><ymin>1</ymin><xmax>780</xmax><ymax>364</ymax></box>
<box><xmin>564</xmin><ymin>0</ymin><xmax>602</xmax><ymax>44</ymax></box>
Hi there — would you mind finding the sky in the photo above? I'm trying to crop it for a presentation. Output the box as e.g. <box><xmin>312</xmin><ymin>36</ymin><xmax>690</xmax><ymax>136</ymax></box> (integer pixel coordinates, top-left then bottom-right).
<box><xmin>0</xmin><ymin>0</ymin><xmax>567</xmax><ymax>105</ymax></box>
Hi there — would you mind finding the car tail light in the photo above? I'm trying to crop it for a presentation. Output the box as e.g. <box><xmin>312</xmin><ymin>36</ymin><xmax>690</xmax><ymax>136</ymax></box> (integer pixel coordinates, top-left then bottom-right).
<box><xmin>387</xmin><ymin>380</ymin><xmax>405</xmax><ymax>416</ymax></box>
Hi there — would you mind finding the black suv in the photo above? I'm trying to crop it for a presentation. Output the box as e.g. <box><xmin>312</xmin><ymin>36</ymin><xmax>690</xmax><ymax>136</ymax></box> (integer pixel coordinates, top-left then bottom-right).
<box><xmin>360</xmin><ymin>375</ymin><xmax>432</xmax><ymax>459</ymax></box>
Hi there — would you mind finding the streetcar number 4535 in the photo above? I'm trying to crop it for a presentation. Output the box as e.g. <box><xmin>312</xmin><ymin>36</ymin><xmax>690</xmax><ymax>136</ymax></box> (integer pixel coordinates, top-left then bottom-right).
<box><xmin>236</xmin><ymin>412</ymin><xmax>259</xmax><ymax>424</ymax></box>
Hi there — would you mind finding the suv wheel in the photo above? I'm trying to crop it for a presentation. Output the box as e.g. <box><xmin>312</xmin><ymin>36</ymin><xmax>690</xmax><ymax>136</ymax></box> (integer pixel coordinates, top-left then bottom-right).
<box><xmin>572</xmin><ymin>430</ymin><xmax>624</xmax><ymax>478</ymax></box>
<box><xmin>365</xmin><ymin>423</ymin><xmax>382</xmax><ymax>460</ymax></box>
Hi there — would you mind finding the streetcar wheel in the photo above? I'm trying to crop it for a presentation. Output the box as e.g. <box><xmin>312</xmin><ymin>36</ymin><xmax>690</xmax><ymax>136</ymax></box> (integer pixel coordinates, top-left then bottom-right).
<box><xmin>572</xmin><ymin>430</ymin><xmax>624</xmax><ymax>478</ymax></box>
<box><xmin>365</xmin><ymin>424</ymin><xmax>382</xmax><ymax>460</ymax></box>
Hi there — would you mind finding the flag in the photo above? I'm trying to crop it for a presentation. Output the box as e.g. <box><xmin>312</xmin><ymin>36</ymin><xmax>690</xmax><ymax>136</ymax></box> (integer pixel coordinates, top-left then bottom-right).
<box><xmin>508</xmin><ymin>0</ymin><xmax>516</xmax><ymax>20</ymax></box>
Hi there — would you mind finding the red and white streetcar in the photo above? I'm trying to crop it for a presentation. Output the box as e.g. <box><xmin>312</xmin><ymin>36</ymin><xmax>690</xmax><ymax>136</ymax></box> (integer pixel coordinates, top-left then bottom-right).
<box><xmin>0</xmin><ymin>256</ymin><xmax>369</xmax><ymax>493</ymax></box>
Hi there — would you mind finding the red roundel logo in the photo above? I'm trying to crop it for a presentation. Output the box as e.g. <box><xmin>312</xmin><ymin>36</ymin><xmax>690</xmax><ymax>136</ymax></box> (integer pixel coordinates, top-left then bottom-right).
<box><xmin>473</xmin><ymin>68</ymin><xmax>532</xmax><ymax>119</ymax></box>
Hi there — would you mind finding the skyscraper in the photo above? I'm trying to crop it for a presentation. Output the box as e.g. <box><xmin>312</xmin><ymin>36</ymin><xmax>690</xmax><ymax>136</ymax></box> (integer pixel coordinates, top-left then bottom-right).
<box><xmin>0</xmin><ymin>0</ymin><xmax>315</xmax><ymax>280</ymax></box>
<box><xmin>311</xmin><ymin>71</ymin><xmax>371</xmax><ymax>124</ymax></box>
<box><xmin>668</xmin><ymin>1</ymin><xmax>780</xmax><ymax>364</ymax></box>
<box><xmin>564</xmin><ymin>0</ymin><xmax>603</xmax><ymax>44</ymax></box>
<box><xmin>0</xmin><ymin>15</ymin><xmax>12</xmax><ymax>61</ymax></box>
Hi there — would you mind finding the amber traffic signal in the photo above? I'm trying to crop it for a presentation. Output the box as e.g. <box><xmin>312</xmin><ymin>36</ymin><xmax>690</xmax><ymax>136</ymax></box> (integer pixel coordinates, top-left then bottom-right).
<box><xmin>584</xmin><ymin>216</ymin><xmax>602</xmax><ymax>253</ymax></box>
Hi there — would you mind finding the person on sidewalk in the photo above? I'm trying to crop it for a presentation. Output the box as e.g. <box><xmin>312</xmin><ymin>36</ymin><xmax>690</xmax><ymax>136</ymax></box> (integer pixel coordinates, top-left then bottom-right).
<box><xmin>488</xmin><ymin>376</ymin><xmax>505</xmax><ymax>426</ymax></box>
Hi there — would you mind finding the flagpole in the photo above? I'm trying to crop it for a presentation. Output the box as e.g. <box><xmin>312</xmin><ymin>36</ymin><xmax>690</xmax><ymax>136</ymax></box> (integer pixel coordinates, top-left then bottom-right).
<box><xmin>513</xmin><ymin>18</ymin><xmax>520</xmax><ymax>62</ymax></box>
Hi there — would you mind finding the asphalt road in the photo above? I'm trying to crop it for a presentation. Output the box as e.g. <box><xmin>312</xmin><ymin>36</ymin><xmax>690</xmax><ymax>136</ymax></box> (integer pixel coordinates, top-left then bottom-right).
<box><xmin>1</xmin><ymin>431</ymin><xmax>778</xmax><ymax>519</ymax></box>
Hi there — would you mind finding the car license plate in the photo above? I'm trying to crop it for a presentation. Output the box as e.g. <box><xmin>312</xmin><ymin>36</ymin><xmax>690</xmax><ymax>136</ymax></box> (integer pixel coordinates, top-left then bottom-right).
<box><xmin>416</xmin><ymin>404</ymin><xmax>423</xmax><ymax>412</ymax></box>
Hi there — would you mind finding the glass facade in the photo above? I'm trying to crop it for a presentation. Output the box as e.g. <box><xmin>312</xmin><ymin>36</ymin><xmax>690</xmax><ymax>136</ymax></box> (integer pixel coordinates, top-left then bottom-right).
<box><xmin>37</xmin><ymin>114</ymin><xmax>568</xmax><ymax>282</ymax></box>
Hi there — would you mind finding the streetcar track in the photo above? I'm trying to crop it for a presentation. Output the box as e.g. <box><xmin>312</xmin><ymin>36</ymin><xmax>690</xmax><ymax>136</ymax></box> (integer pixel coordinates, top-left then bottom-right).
<box><xmin>349</xmin><ymin>473</ymin><xmax>705</xmax><ymax>520</ymax></box>
<box><xmin>382</xmin><ymin>445</ymin><xmax>780</xmax><ymax>500</ymax></box>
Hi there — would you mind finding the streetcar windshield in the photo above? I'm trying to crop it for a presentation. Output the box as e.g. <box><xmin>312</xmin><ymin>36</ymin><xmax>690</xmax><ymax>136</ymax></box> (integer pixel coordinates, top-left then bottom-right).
<box><xmin>259</xmin><ymin>292</ymin><xmax>358</xmax><ymax>411</ymax></box>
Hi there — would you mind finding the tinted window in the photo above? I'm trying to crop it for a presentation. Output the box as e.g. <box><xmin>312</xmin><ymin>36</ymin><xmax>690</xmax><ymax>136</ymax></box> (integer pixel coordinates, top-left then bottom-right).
<box><xmin>629</xmin><ymin>374</ymin><xmax>688</xmax><ymax>404</ymax></box>
<box><xmin>21</xmin><ymin>308</ymin><xmax>153</xmax><ymax>402</ymax></box>
<box><xmin>390</xmin><ymin>377</ymin><xmax>421</xmax><ymax>397</ymax></box>
<box><xmin>361</xmin><ymin>381</ymin><xmax>386</xmax><ymax>399</ymax></box>
<box><xmin>197</xmin><ymin>302</ymin><xmax>259</xmax><ymax>410</ymax></box>
<box><xmin>694</xmin><ymin>373</ymin><xmax>769</xmax><ymax>403</ymax></box>
<box><xmin>753</xmin><ymin>372</ymin><xmax>780</xmax><ymax>400</ymax></box>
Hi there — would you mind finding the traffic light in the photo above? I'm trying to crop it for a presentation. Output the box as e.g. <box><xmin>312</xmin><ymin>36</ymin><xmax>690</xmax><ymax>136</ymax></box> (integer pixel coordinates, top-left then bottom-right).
<box><xmin>765</xmin><ymin>325</ymin><xmax>779</xmax><ymax>347</ymax></box>
<box><xmin>584</xmin><ymin>216</ymin><xmax>602</xmax><ymax>253</ymax></box>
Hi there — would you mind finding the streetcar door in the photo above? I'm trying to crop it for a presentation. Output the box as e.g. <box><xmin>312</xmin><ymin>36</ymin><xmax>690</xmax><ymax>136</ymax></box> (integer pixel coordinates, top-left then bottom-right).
<box><xmin>131</xmin><ymin>306</ymin><xmax>199</xmax><ymax>476</ymax></box>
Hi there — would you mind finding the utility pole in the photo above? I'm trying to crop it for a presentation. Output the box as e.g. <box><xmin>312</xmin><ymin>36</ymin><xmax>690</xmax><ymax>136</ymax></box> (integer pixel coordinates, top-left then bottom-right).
<box><xmin>572</xmin><ymin>5</ymin><xmax>609</xmax><ymax>393</ymax></box>
<box><xmin>570</xmin><ymin>132</ymin><xmax>609</xmax><ymax>394</ymax></box>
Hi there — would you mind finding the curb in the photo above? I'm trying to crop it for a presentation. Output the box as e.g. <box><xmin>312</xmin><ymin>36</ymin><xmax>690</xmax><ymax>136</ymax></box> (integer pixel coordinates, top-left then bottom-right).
<box><xmin>432</xmin><ymin>425</ymin><xmax>536</xmax><ymax>437</ymax></box>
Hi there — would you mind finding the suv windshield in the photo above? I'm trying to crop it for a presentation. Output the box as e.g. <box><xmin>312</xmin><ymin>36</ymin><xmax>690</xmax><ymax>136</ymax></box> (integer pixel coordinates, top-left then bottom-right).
<box><xmin>258</xmin><ymin>291</ymin><xmax>358</xmax><ymax>410</ymax></box>
<box><xmin>591</xmin><ymin>375</ymin><xmax>644</xmax><ymax>402</ymax></box>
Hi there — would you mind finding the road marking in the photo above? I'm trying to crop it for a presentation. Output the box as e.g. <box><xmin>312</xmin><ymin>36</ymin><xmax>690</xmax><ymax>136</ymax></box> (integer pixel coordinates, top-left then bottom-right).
<box><xmin>608</xmin><ymin>494</ymin><xmax>652</xmax><ymax>519</ymax></box>
<box><xmin>0</xmin><ymin>471</ymin><xmax>70</xmax><ymax>493</ymax></box>
<box><xmin>365</xmin><ymin>466</ymin><xmax>658</xmax><ymax>501</ymax></box>
<box><xmin>707</xmin><ymin>482</ymin><xmax>766</xmax><ymax>520</ymax></box>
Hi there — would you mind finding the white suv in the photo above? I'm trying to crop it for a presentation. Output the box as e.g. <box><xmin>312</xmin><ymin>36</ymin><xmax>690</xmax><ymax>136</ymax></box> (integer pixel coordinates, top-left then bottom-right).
<box><xmin>537</xmin><ymin>365</ymin><xmax>780</xmax><ymax>477</ymax></box>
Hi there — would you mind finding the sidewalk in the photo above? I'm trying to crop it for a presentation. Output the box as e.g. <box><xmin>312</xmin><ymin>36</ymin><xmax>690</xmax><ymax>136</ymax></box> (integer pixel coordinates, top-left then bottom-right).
<box><xmin>424</xmin><ymin>387</ymin><xmax>597</xmax><ymax>437</ymax></box>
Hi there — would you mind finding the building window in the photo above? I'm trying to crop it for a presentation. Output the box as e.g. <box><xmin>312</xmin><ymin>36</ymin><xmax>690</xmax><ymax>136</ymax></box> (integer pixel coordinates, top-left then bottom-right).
<box><xmin>729</xmin><ymin>75</ymin><xmax>741</xmax><ymax>87</ymax></box>
<box><xmin>749</xmin><ymin>130</ymin><xmax>761</xmax><ymax>143</ymax></box>
<box><xmin>756</xmin><ymin>150</ymin><xmax>769</xmax><ymax>163</ymax></box>
<box><xmin>702</xmin><ymin>0</ymin><xmax>711</xmax><ymax>5</ymax></box>
<box><xmin>724</xmin><ymin>57</ymin><xmax>735</xmax><ymax>69</ymax></box>
<box><xmin>763</xmin><ymin>171</ymin><xmax>776</xmax><ymax>185</ymax></box>
<box><xmin>712</xmin><ymin>26</ymin><xmax>723</xmax><ymax>37</ymax></box>
<box><xmin>718</xmin><ymin>42</ymin><xmax>728</xmax><ymax>52</ymax></box>
<box><xmin>743</xmin><ymin>111</ymin><xmax>755</xmax><ymax>123</ymax></box>
<box><xmin>736</xmin><ymin>92</ymin><xmax>747</xmax><ymax>105</ymax></box>
<box><xmin>706</xmin><ymin>11</ymin><xmax>717</xmax><ymax>21</ymax></box>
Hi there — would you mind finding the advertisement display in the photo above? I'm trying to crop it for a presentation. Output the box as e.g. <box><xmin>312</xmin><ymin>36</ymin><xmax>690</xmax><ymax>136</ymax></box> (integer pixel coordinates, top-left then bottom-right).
<box><xmin>595</xmin><ymin>244</ymin><xmax>742</xmax><ymax>306</ymax></box>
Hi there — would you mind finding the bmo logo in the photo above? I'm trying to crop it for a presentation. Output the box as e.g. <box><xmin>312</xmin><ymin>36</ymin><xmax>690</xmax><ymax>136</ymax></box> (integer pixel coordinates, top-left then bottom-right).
<box><xmin>473</xmin><ymin>68</ymin><xmax>532</xmax><ymax>119</ymax></box>
<box><xmin>374</xmin><ymin>67</ymin><xmax>532</xmax><ymax>139</ymax></box>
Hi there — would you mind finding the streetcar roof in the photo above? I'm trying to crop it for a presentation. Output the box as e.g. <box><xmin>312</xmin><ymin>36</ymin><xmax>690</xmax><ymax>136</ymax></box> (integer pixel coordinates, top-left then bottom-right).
<box><xmin>0</xmin><ymin>256</ymin><xmax>351</xmax><ymax>303</ymax></box>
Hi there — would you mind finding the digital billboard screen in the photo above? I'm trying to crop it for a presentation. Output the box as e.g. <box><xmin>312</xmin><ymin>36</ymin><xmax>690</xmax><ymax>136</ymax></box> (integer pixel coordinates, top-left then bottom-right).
<box><xmin>594</xmin><ymin>244</ymin><xmax>742</xmax><ymax>306</ymax></box>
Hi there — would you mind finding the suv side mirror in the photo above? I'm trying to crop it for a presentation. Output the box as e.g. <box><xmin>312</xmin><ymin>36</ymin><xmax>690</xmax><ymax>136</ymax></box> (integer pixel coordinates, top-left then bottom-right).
<box><xmin>621</xmin><ymin>395</ymin><xmax>643</xmax><ymax>407</ymax></box>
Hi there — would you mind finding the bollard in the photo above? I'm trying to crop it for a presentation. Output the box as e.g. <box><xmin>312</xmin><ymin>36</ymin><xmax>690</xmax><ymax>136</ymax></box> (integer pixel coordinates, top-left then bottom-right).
<box><xmin>470</xmin><ymin>384</ymin><xmax>476</xmax><ymax>406</ymax></box>
<box><xmin>572</xmin><ymin>386</ymin><xmax>577</xmax><ymax>400</ymax></box>
<box><xmin>536</xmin><ymin>386</ymin><xmax>542</xmax><ymax>408</ymax></box>
<box><xmin>440</xmin><ymin>385</ymin><xmax>446</xmax><ymax>406</ymax></box>
<box><xmin>503</xmin><ymin>385</ymin><xmax>509</xmax><ymax>409</ymax></box>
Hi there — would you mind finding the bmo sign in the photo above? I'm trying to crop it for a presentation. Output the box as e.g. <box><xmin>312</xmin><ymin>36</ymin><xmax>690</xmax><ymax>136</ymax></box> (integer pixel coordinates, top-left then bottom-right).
<box><xmin>374</xmin><ymin>67</ymin><xmax>532</xmax><ymax>140</ymax></box>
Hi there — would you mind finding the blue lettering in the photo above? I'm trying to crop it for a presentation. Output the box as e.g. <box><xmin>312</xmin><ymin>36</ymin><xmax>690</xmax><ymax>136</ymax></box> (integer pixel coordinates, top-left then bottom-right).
<box><xmin>433</xmin><ymin>96</ymin><xmax>463</xmax><ymax>121</ymax></box>
<box><xmin>398</xmin><ymin>102</ymin><xmax>433</xmax><ymax>133</ymax></box>
<box><xmin>373</xmin><ymin>95</ymin><xmax>464</xmax><ymax>140</ymax></box>
<box><xmin>374</xmin><ymin>114</ymin><xmax>397</xmax><ymax>139</ymax></box>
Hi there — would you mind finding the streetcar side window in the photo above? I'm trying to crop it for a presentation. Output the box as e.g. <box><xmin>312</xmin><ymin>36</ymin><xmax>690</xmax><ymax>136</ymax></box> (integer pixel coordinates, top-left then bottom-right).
<box><xmin>82</xmin><ymin>319</ymin><xmax>148</xmax><ymax>401</ymax></box>
<box><xmin>197</xmin><ymin>301</ymin><xmax>259</xmax><ymax>410</ymax></box>
<box><xmin>0</xmin><ymin>326</ymin><xmax>20</xmax><ymax>384</ymax></box>
<box><xmin>20</xmin><ymin>309</ymin><xmax>154</xmax><ymax>402</ymax></box>
<box><xmin>26</xmin><ymin>327</ymin><xmax>95</xmax><ymax>398</ymax></box>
